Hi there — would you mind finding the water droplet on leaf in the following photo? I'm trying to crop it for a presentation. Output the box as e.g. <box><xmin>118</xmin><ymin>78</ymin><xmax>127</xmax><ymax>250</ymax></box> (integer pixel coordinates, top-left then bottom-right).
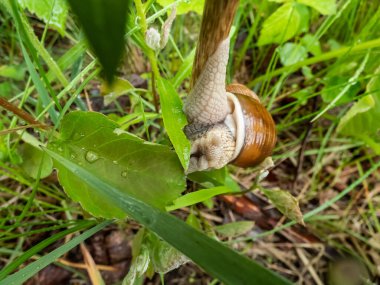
<box><xmin>121</xmin><ymin>171</ymin><xmax>128</xmax><ymax>177</ymax></box>
<box><xmin>85</xmin><ymin>151</ymin><xmax>100</xmax><ymax>163</ymax></box>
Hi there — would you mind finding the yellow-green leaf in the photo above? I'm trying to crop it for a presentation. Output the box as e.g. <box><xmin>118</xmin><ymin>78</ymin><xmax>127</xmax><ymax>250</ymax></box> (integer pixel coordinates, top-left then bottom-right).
<box><xmin>262</xmin><ymin>188</ymin><xmax>304</xmax><ymax>225</ymax></box>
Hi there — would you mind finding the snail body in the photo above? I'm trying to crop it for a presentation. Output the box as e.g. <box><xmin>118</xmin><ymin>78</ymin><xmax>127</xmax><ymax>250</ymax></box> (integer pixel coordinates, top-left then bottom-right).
<box><xmin>183</xmin><ymin>0</ymin><xmax>276</xmax><ymax>173</ymax></box>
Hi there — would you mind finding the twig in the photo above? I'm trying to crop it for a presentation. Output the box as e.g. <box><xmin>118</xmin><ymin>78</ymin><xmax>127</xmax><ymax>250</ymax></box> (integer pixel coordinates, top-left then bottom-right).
<box><xmin>0</xmin><ymin>97</ymin><xmax>49</xmax><ymax>130</ymax></box>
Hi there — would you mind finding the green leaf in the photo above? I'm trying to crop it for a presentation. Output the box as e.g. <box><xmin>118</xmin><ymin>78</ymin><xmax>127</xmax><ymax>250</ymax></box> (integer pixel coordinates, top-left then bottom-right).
<box><xmin>0</xmin><ymin>65</ymin><xmax>25</xmax><ymax>80</ymax></box>
<box><xmin>186</xmin><ymin>211</ymin><xmax>202</xmax><ymax>230</ymax></box>
<box><xmin>43</xmin><ymin>148</ymin><xmax>292</xmax><ymax>285</ymax></box>
<box><xmin>291</xmin><ymin>88</ymin><xmax>312</xmax><ymax>105</ymax></box>
<box><xmin>188</xmin><ymin>167</ymin><xmax>226</xmax><ymax>188</ymax></box>
<box><xmin>18</xmin><ymin>0</ymin><xmax>68</xmax><ymax>34</ymax></box>
<box><xmin>157</xmin><ymin>0</ymin><xmax>204</xmax><ymax>15</ymax></box>
<box><xmin>101</xmin><ymin>77</ymin><xmax>134</xmax><ymax>105</ymax></box>
<box><xmin>214</xmin><ymin>221</ymin><xmax>255</xmax><ymax>238</ymax></box>
<box><xmin>149</xmin><ymin>234</ymin><xmax>189</xmax><ymax>273</ymax></box>
<box><xmin>48</xmin><ymin>111</ymin><xmax>185</xmax><ymax>218</ymax></box>
<box><xmin>157</xmin><ymin>78</ymin><xmax>190</xmax><ymax>170</ymax></box>
<box><xmin>123</xmin><ymin>244</ymin><xmax>150</xmax><ymax>284</ymax></box>
<box><xmin>261</xmin><ymin>188</ymin><xmax>304</xmax><ymax>225</ymax></box>
<box><xmin>321</xmin><ymin>75</ymin><xmax>361</xmax><ymax>104</ymax></box>
<box><xmin>301</xmin><ymin>34</ymin><xmax>322</xmax><ymax>56</ymax></box>
<box><xmin>19</xmin><ymin>144</ymin><xmax>53</xmax><ymax>179</ymax></box>
<box><xmin>0</xmin><ymin>82</ymin><xmax>12</xmax><ymax>98</ymax></box>
<box><xmin>278</xmin><ymin>43</ymin><xmax>308</xmax><ymax>66</ymax></box>
<box><xmin>258</xmin><ymin>3</ymin><xmax>309</xmax><ymax>46</ymax></box>
<box><xmin>338</xmin><ymin>71</ymin><xmax>380</xmax><ymax>139</ymax></box>
<box><xmin>166</xmin><ymin>186</ymin><xmax>232</xmax><ymax>211</ymax></box>
<box><xmin>298</xmin><ymin>0</ymin><xmax>336</xmax><ymax>15</ymax></box>
<box><xmin>67</xmin><ymin>0</ymin><xmax>129</xmax><ymax>83</ymax></box>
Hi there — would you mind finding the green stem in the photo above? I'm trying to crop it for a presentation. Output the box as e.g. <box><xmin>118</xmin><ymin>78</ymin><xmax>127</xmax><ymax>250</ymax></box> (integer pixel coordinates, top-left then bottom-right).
<box><xmin>249</xmin><ymin>38</ymin><xmax>380</xmax><ymax>87</ymax></box>
<box><xmin>134</xmin><ymin>0</ymin><xmax>161</xmax><ymax>111</ymax></box>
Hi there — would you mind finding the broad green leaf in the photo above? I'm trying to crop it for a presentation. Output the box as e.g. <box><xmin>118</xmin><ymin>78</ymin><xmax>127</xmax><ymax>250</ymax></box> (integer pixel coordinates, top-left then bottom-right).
<box><xmin>301</xmin><ymin>34</ymin><xmax>322</xmax><ymax>56</ymax></box>
<box><xmin>321</xmin><ymin>75</ymin><xmax>361</xmax><ymax>104</ymax></box>
<box><xmin>262</xmin><ymin>188</ymin><xmax>304</xmax><ymax>225</ymax></box>
<box><xmin>166</xmin><ymin>186</ymin><xmax>232</xmax><ymax>211</ymax></box>
<box><xmin>48</xmin><ymin>111</ymin><xmax>185</xmax><ymax>218</ymax></box>
<box><xmin>157</xmin><ymin>0</ymin><xmax>204</xmax><ymax>15</ymax></box>
<box><xmin>0</xmin><ymin>65</ymin><xmax>25</xmax><ymax>80</ymax></box>
<box><xmin>19</xmin><ymin>144</ymin><xmax>53</xmax><ymax>179</ymax></box>
<box><xmin>258</xmin><ymin>3</ymin><xmax>309</xmax><ymax>46</ymax></box>
<box><xmin>43</xmin><ymin>148</ymin><xmax>292</xmax><ymax>285</ymax></box>
<box><xmin>278</xmin><ymin>43</ymin><xmax>308</xmax><ymax>66</ymax></box>
<box><xmin>157</xmin><ymin>78</ymin><xmax>190</xmax><ymax>170</ymax></box>
<box><xmin>338</xmin><ymin>71</ymin><xmax>380</xmax><ymax>139</ymax></box>
<box><xmin>298</xmin><ymin>0</ymin><xmax>336</xmax><ymax>15</ymax></box>
<box><xmin>18</xmin><ymin>0</ymin><xmax>68</xmax><ymax>34</ymax></box>
<box><xmin>214</xmin><ymin>221</ymin><xmax>255</xmax><ymax>238</ymax></box>
<box><xmin>67</xmin><ymin>0</ymin><xmax>129</xmax><ymax>83</ymax></box>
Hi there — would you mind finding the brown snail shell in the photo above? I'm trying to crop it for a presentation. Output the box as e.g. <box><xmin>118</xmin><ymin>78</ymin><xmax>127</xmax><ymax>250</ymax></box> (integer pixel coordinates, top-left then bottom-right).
<box><xmin>226</xmin><ymin>83</ymin><xmax>276</xmax><ymax>167</ymax></box>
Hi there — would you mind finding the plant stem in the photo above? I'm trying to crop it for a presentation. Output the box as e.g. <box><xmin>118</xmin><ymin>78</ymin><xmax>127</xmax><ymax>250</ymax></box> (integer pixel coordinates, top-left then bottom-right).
<box><xmin>134</xmin><ymin>0</ymin><xmax>160</xmax><ymax>112</ymax></box>
<box><xmin>0</xmin><ymin>97</ymin><xmax>49</xmax><ymax>130</ymax></box>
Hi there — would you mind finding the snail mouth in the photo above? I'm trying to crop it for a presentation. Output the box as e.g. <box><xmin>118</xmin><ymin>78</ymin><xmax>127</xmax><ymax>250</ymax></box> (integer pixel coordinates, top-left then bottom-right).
<box><xmin>225</xmin><ymin>92</ymin><xmax>245</xmax><ymax>161</ymax></box>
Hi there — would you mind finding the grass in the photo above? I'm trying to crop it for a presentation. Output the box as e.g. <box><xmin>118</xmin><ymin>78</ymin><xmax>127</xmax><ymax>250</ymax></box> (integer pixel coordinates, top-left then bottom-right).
<box><xmin>0</xmin><ymin>0</ymin><xmax>380</xmax><ymax>284</ymax></box>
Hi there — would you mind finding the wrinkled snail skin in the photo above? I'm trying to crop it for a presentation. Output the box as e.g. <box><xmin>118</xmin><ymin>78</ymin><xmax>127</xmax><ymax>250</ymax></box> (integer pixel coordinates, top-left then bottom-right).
<box><xmin>184</xmin><ymin>38</ymin><xmax>230</xmax><ymax>125</ymax></box>
<box><xmin>184</xmin><ymin>38</ymin><xmax>236</xmax><ymax>173</ymax></box>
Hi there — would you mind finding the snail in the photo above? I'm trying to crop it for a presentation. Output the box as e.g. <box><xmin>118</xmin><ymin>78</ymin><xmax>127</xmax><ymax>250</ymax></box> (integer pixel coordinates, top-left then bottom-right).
<box><xmin>183</xmin><ymin>0</ymin><xmax>276</xmax><ymax>173</ymax></box>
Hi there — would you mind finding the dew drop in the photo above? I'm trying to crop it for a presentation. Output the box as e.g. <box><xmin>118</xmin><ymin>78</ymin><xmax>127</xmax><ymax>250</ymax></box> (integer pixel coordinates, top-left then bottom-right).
<box><xmin>113</xmin><ymin>160</ymin><xmax>119</xmax><ymax>165</ymax></box>
<box><xmin>85</xmin><ymin>151</ymin><xmax>100</xmax><ymax>163</ymax></box>
<box><xmin>113</xmin><ymin>128</ymin><xmax>125</xmax><ymax>136</ymax></box>
<box><xmin>121</xmin><ymin>171</ymin><xmax>128</xmax><ymax>178</ymax></box>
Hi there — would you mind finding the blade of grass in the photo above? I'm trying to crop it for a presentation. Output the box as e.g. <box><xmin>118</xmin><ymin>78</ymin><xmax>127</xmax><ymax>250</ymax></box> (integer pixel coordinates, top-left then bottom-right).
<box><xmin>0</xmin><ymin>220</ymin><xmax>96</xmax><ymax>281</ymax></box>
<box><xmin>249</xmin><ymin>38</ymin><xmax>380</xmax><ymax>87</ymax></box>
<box><xmin>166</xmin><ymin>186</ymin><xmax>232</xmax><ymax>211</ymax></box>
<box><xmin>20</xmin><ymin>41</ymin><xmax>59</xmax><ymax>125</ymax></box>
<box><xmin>43</xmin><ymin>148</ymin><xmax>292</xmax><ymax>285</ymax></box>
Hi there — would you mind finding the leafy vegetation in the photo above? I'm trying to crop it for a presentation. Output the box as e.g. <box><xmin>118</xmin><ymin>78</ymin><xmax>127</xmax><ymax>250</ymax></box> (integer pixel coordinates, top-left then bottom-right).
<box><xmin>0</xmin><ymin>0</ymin><xmax>379</xmax><ymax>284</ymax></box>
